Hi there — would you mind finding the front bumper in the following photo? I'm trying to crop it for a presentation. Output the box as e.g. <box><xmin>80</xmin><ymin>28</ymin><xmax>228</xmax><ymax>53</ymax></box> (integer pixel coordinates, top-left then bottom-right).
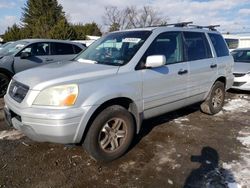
<box><xmin>231</xmin><ymin>74</ymin><xmax>250</xmax><ymax>91</ymax></box>
<box><xmin>4</xmin><ymin>94</ymin><xmax>91</xmax><ymax>144</ymax></box>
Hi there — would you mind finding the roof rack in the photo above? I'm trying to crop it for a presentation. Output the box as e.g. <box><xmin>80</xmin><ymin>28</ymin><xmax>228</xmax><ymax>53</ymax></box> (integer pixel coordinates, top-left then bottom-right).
<box><xmin>145</xmin><ymin>22</ymin><xmax>220</xmax><ymax>31</ymax></box>
<box><xmin>147</xmin><ymin>21</ymin><xmax>193</xmax><ymax>28</ymax></box>
<box><xmin>189</xmin><ymin>25</ymin><xmax>220</xmax><ymax>31</ymax></box>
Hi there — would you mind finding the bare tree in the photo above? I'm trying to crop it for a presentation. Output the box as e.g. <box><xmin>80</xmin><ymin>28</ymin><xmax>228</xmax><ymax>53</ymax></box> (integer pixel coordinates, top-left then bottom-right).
<box><xmin>103</xmin><ymin>6</ymin><xmax>167</xmax><ymax>32</ymax></box>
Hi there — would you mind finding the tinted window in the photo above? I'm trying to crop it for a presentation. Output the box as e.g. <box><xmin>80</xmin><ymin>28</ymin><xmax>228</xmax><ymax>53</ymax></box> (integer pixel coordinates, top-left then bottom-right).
<box><xmin>183</xmin><ymin>32</ymin><xmax>212</xmax><ymax>61</ymax></box>
<box><xmin>52</xmin><ymin>43</ymin><xmax>74</xmax><ymax>55</ymax></box>
<box><xmin>21</xmin><ymin>42</ymin><xmax>50</xmax><ymax>56</ymax></box>
<box><xmin>208</xmin><ymin>33</ymin><xmax>229</xmax><ymax>57</ymax></box>
<box><xmin>73</xmin><ymin>45</ymin><xmax>83</xmax><ymax>54</ymax></box>
<box><xmin>144</xmin><ymin>31</ymin><xmax>183</xmax><ymax>64</ymax></box>
<box><xmin>231</xmin><ymin>50</ymin><xmax>250</xmax><ymax>63</ymax></box>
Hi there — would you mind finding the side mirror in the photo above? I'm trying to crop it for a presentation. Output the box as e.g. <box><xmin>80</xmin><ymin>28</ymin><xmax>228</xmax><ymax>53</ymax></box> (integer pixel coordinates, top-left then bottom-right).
<box><xmin>20</xmin><ymin>52</ymin><xmax>31</xmax><ymax>59</ymax></box>
<box><xmin>145</xmin><ymin>55</ymin><xmax>166</xmax><ymax>68</ymax></box>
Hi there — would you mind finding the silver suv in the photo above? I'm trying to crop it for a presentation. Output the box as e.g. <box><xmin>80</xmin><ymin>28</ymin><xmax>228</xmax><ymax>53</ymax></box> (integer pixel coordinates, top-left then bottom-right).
<box><xmin>4</xmin><ymin>24</ymin><xmax>234</xmax><ymax>162</ymax></box>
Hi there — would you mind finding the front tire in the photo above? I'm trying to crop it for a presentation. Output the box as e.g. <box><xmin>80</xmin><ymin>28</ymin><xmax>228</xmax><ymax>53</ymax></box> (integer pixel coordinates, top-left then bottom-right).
<box><xmin>0</xmin><ymin>73</ymin><xmax>10</xmax><ymax>98</ymax></box>
<box><xmin>200</xmin><ymin>81</ymin><xmax>225</xmax><ymax>115</ymax></box>
<box><xmin>83</xmin><ymin>105</ymin><xmax>135</xmax><ymax>162</ymax></box>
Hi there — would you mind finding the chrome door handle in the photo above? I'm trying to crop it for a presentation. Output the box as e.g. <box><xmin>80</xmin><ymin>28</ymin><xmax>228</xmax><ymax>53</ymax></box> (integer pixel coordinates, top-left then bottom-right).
<box><xmin>178</xmin><ymin>69</ymin><xmax>188</xmax><ymax>75</ymax></box>
<box><xmin>210</xmin><ymin>64</ymin><xmax>217</xmax><ymax>68</ymax></box>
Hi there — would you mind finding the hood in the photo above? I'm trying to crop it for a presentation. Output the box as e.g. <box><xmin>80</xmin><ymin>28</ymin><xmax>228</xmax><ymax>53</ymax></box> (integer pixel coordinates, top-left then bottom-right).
<box><xmin>14</xmin><ymin>61</ymin><xmax>119</xmax><ymax>90</ymax></box>
<box><xmin>233</xmin><ymin>62</ymin><xmax>250</xmax><ymax>74</ymax></box>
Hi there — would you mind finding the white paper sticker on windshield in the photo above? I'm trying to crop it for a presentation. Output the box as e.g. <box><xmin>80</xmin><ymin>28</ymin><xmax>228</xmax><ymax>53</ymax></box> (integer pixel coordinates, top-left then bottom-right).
<box><xmin>122</xmin><ymin>38</ymin><xmax>141</xmax><ymax>43</ymax></box>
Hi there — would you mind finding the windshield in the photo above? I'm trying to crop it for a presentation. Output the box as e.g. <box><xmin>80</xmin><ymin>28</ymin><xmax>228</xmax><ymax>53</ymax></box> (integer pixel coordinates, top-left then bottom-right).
<box><xmin>231</xmin><ymin>50</ymin><xmax>250</xmax><ymax>63</ymax></box>
<box><xmin>75</xmin><ymin>31</ymin><xmax>152</xmax><ymax>66</ymax></box>
<box><xmin>0</xmin><ymin>41</ymin><xmax>29</xmax><ymax>56</ymax></box>
<box><xmin>0</xmin><ymin>42</ymin><xmax>13</xmax><ymax>50</ymax></box>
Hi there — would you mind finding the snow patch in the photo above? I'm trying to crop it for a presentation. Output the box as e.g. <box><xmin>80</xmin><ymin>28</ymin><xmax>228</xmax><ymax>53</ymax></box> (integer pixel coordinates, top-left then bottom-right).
<box><xmin>223</xmin><ymin>128</ymin><xmax>250</xmax><ymax>188</ymax></box>
<box><xmin>0</xmin><ymin>130</ymin><xmax>24</xmax><ymax>140</ymax></box>
<box><xmin>223</xmin><ymin>99</ymin><xmax>250</xmax><ymax>113</ymax></box>
<box><xmin>173</xmin><ymin>117</ymin><xmax>189</xmax><ymax>124</ymax></box>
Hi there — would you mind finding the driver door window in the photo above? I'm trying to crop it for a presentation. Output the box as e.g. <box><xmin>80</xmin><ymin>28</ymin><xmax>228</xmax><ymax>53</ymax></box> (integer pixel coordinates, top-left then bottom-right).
<box><xmin>145</xmin><ymin>31</ymin><xmax>184</xmax><ymax>64</ymax></box>
<box><xmin>21</xmin><ymin>43</ymin><xmax>50</xmax><ymax>56</ymax></box>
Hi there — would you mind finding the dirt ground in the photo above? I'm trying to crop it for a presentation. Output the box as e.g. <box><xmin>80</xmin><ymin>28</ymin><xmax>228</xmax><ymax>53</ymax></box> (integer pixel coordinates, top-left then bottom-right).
<box><xmin>0</xmin><ymin>91</ymin><xmax>249</xmax><ymax>188</ymax></box>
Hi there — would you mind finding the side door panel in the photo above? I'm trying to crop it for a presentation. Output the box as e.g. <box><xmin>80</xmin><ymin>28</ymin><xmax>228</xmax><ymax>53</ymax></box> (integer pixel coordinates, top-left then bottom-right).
<box><xmin>141</xmin><ymin>31</ymin><xmax>189</xmax><ymax>119</ymax></box>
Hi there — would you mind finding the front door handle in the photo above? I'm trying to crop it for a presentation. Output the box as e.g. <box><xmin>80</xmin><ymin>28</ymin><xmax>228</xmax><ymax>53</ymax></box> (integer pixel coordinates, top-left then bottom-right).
<box><xmin>45</xmin><ymin>58</ymin><xmax>54</xmax><ymax>62</ymax></box>
<box><xmin>210</xmin><ymin>64</ymin><xmax>217</xmax><ymax>68</ymax></box>
<box><xmin>178</xmin><ymin>69</ymin><xmax>188</xmax><ymax>75</ymax></box>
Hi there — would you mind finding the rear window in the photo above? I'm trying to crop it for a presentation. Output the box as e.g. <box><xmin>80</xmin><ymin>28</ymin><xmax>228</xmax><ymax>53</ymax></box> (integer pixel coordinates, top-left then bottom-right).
<box><xmin>52</xmin><ymin>43</ymin><xmax>74</xmax><ymax>55</ymax></box>
<box><xmin>208</xmin><ymin>33</ymin><xmax>229</xmax><ymax>57</ymax></box>
<box><xmin>183</xmin><ymin>32</ymin><xmax>212</xmax><ymax>61</ymax></box>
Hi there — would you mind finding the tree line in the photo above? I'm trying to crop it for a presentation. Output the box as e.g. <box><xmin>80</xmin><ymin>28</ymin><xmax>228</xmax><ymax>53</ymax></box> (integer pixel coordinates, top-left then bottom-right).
<box><xmin>3</xmin><ymin>0</ymin><xmax>166</xmax><ymax>42</ymax></box>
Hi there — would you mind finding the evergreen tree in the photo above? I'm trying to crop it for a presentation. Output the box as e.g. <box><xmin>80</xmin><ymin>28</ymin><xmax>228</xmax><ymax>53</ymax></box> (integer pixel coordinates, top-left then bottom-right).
<box><xmin>49</xmin><ymin>18</ymin><xmax>76</xmax><ymax>39</ymax></box>
<box><xmin>21</xmin><ymin>0</ymin><xmax>66</xmax><ymax>38</ymax></box>
<box><xmin>3</xmin><ymin>24</ymin><xmax>22</xmax><ymax>41</ymax></box>
<box><xmin>72</xmin><ymin>22</ymin><xmax>102</xmax><ymax>40</ymax></box>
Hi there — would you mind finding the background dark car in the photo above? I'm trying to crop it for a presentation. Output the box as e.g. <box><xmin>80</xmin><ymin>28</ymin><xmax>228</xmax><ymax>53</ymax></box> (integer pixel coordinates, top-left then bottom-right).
<box><xmin>0</xmin><ymin>39</ymin><xmax>86</xmax><ymax>97</ymax></box>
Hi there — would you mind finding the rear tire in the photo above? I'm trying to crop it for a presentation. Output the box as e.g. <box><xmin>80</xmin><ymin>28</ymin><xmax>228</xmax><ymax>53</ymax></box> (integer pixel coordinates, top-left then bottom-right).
<box><xmin>0</xmin><ymin>73</ymin><xmax>10</xmax><ymax>98</ymax></box>
<box><xmin>200</xmin><ymin>81</ymin><xmax>225</xmax><ymax>115</ymax></box>
<box><xmin>83</xmin><ymin>105</ymin><xmax>135</xmax><ymax>162</ymax></box>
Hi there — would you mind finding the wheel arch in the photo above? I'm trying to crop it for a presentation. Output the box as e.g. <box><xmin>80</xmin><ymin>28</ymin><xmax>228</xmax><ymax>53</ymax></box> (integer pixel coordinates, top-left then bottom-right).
<box><xmin>0</xmin><ymin>68</ymin><xmax>14</xmax><ymax>79</ymax></box>
<box><xmin>215</xmin><ymin>76</ymin><xmax>226</xmax><ymax>86</ymax></box>
<box><xmin>80</xmin><ymin>97</ymin><xmax>142</xmax><ymax>144</ymax></box>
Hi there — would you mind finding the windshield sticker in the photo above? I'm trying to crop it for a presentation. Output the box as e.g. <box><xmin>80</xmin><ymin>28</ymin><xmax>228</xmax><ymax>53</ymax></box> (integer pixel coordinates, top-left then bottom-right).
<box><xmin>122</xmin><ymin>38</ymin><xmax>141</xmax><ymax>43</ymax></box>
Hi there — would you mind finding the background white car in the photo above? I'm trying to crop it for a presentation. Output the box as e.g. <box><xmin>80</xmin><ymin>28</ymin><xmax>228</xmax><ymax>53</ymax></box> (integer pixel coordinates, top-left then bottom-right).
<box><xmin>231</xmin><ymin>48</ymin><xmax>250</xmax><ymax>91</ymax></box>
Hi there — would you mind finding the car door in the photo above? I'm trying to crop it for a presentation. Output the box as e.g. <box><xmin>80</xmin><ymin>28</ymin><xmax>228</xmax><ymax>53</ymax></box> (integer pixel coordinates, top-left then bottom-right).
<box><xmin>13</xmin><ymin>42</ymin><xmax>52</xmax><ymax>73</ymax></box>
<box><xmin>50</xmin><ymin>42</ymin><xmax>77</xmax><ymax>62</ymax></box>
<box><xmin>140</xmin><ymin>31</ymin><xmax>189</xmax><ymax>119</ymax></box>
<box><xmin>183</xmin><ymin>31</ymin><xmax>217</xmax><ymax>104</ymax></box>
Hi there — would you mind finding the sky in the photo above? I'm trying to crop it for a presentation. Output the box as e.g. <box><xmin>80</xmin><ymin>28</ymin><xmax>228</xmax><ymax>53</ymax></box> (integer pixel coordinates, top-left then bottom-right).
<box><xmin>0</xmin><ymin>0</ymin><xmax>250</xmax><ymax>35</ymax></box>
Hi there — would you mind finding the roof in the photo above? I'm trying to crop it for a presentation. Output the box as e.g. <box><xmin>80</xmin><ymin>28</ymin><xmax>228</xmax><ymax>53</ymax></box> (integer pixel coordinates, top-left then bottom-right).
<box><xmin>19</xmin><ymin>38</ymin><xmax>81</xmax><ymax>45</ymax></box>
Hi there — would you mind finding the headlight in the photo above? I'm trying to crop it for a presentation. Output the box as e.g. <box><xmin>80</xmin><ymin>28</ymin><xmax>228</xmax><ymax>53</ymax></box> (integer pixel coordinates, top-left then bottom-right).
<box><xmin>33</xmin><ymin>84</ymin><xmax>78</xmax><ymax>106</ymax></box>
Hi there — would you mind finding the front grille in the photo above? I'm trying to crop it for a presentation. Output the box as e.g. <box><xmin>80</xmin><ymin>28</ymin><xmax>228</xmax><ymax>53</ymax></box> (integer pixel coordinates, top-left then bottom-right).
<box><xmin>233</xmin><ymin>82</ymin><xmax>246</xmax><ymax>87</ymax></box>
<box><xmin>233</xmin><ymin>73</ymin><xmax>246</xmax><ymax>77</ymax></box>
<box><xmin>9</xmin><ymin>80</ymin><xmax>29</xmax><ymax>103</ymax></box>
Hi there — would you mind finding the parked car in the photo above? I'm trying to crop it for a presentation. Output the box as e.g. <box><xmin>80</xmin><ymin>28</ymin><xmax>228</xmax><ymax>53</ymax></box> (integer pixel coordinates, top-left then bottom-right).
<box><xmin>0</xmin><ymin>41</ymin><xmax>14</xmax><ymax>50</ymax></box>
<box><xmin>4</xmin><ymin>24</ymin><xmax>234</xmax><ymax>162</ymax></box>
<box><xmin>0</xmin><ymin>39</ymin><xmax>85</xmax><ymax>97</ymax></box>
<box><xmin>231</xmin><ymin>48</ymin><xmax>250</xmax><ymax>90</ymax></box>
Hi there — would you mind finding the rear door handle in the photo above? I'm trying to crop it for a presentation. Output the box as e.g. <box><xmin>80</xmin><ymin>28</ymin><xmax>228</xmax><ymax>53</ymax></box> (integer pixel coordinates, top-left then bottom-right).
<box><xmin>210</xmin><ymin>64</ymin><xmax>217</xmax><ymax>68</ymax></box>
<box><xmin>178</xmin><ymin>69</ymin><xmax>188</xmax><ymax>75</ymax></box>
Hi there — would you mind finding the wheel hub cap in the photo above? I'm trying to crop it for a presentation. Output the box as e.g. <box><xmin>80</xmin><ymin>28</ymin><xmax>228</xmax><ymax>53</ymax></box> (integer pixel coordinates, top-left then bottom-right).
<box><xmin>99</xmin><ymin>118</ymin><xmax>127</xmax><ymax>152</ymax></box>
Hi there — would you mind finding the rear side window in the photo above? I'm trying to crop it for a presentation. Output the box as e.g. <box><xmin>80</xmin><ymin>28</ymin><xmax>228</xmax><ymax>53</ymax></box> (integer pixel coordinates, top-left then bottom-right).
<box><xmin>183</xmin><ymin>32</ymin><xmax>212</xmax><ymax>61</ymax></box>
<box><xmin>208</xmin><ymin>33</ymin><xmax>229</xmax><ymax>57</ymax></box>
<box><xmin>52</xmin><ymin>43</ymin><xmax>74</xmax><ymax>55</ymax></box>
<box><xmin>144</xmin><ymin>31</ymin><xmax>184</xmax><ymax>64</ymax></box>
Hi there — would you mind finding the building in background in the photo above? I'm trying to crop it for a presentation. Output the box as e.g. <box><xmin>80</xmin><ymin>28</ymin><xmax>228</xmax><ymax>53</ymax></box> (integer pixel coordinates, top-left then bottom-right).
<box><xmin>223</xmin><ymin>33</ymin><xmax>250</xmax><ymax>51</ymax></box>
